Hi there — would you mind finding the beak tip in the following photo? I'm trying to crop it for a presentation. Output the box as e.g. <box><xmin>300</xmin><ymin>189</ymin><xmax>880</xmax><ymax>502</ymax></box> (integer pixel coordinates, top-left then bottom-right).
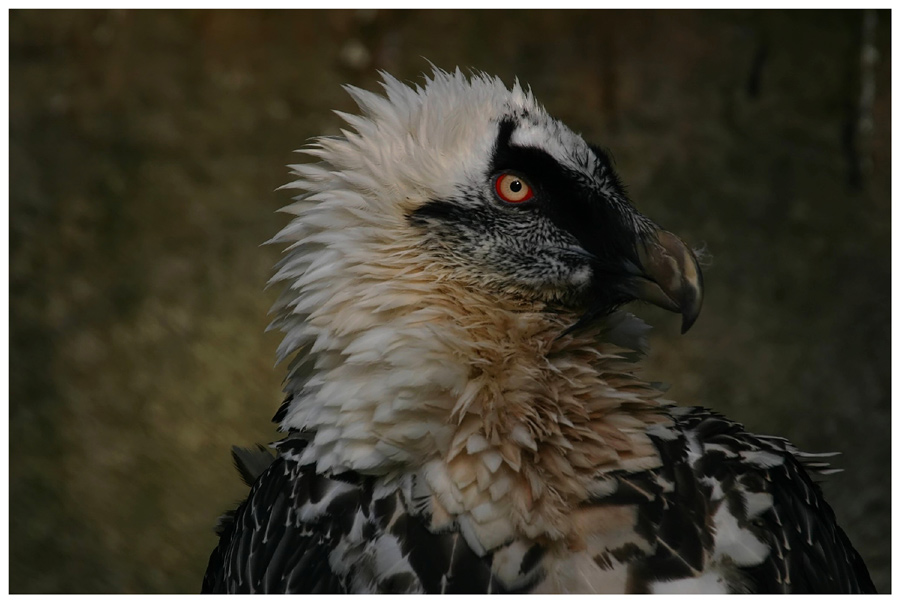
<box><xmin>679</xmin><ymin>292</ymin><xmax>703</xmax><ymax>334</ymax></box>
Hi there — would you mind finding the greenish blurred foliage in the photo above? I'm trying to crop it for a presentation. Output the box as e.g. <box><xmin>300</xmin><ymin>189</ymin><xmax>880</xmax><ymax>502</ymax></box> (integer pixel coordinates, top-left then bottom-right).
<box><xmin>9</xmin><ymin>9</ymin><xmax>890</xmax><ymax>593</ymax></box>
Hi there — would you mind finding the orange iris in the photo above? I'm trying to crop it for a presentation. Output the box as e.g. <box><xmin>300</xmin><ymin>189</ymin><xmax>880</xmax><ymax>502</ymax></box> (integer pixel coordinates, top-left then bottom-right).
<box><xmin>494</xmin><ymin>173</ymin><xmax>534</xmax><ymax>203</ymax></box>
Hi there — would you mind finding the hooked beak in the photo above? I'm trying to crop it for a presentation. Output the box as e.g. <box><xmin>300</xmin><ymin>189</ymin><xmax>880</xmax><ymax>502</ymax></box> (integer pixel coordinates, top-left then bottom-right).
<box><xmin>621</xmin><ymin>229</ymin><xmax>704</xmax><ymax>333</ymax></box>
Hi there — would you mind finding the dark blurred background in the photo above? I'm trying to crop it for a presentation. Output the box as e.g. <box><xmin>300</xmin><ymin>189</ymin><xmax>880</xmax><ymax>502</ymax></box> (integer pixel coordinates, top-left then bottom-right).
<box><xmin>9</xmin><ymin>9</ymin><xmax>890</xmax><ymax>593</ymax></box>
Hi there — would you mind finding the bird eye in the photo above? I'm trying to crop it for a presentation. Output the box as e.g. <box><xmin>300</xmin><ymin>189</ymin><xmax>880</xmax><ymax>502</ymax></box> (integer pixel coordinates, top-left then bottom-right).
<box><xmin>494</xmin><ymin>173</ymin><xmax>534</xmax><ymax>204</ymax></box>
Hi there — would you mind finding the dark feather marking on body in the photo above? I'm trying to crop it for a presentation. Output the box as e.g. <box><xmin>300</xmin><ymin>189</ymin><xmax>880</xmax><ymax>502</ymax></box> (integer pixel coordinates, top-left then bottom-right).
<box><xmin>206</xmin><ymin>409</ymin><xmax>874</xmax><ymax>594</ymax></box>
<box><xmin>232</xmin><ymin>445</ymin><xmax>275</xmax><ymax>487</ymax></box>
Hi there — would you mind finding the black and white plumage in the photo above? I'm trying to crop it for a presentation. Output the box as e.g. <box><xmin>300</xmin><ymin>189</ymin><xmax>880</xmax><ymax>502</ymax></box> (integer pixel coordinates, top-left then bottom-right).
<box><xmin>202</xmin><ymin>69</ymin><xmax>874</xmax><ymax>594</ymax></box>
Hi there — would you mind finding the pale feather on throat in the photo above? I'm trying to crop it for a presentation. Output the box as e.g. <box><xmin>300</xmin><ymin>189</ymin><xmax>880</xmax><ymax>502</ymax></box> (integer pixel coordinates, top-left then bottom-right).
<box><xmin>272</xmin><ymin>232</ymin><xmax>671</xmax><ymax>508</ymax></box>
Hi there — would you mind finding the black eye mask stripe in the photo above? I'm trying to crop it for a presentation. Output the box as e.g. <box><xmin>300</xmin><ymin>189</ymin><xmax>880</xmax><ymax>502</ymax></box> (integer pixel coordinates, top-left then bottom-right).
<box><xmin>489</xmin><ymin>118</ymin><xmax>639</xmax><ymax>268</ymax></box>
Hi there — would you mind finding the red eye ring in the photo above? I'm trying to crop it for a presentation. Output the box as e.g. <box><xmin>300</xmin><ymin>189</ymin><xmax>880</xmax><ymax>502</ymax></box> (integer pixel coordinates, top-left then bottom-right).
<box><xmin>494</xmin><ymin>173</ymin><xmax>534</xmax><ymax>204</ymax></box>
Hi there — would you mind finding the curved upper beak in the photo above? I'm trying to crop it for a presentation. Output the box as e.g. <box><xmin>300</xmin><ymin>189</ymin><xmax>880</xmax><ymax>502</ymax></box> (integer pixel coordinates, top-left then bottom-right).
<box><xmin>622</xmin><ymin>229</ymin><xmax>704</xmax><ymax>333</ymax></box>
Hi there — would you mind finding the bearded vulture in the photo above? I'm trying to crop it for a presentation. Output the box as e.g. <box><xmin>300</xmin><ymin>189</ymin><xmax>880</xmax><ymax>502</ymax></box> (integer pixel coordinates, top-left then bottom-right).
<box><xmin>202</xmin><ymin>68</ymin><xmax>874</xmax><ymax>594</ymax></box>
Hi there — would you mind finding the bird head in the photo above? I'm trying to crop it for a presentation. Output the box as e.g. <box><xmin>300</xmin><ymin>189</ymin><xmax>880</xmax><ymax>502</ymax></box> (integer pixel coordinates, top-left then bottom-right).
<box><xmin>279</xmin><ymin>68</ymin><xmax>702</xmax><ymax>336</ymax></box>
